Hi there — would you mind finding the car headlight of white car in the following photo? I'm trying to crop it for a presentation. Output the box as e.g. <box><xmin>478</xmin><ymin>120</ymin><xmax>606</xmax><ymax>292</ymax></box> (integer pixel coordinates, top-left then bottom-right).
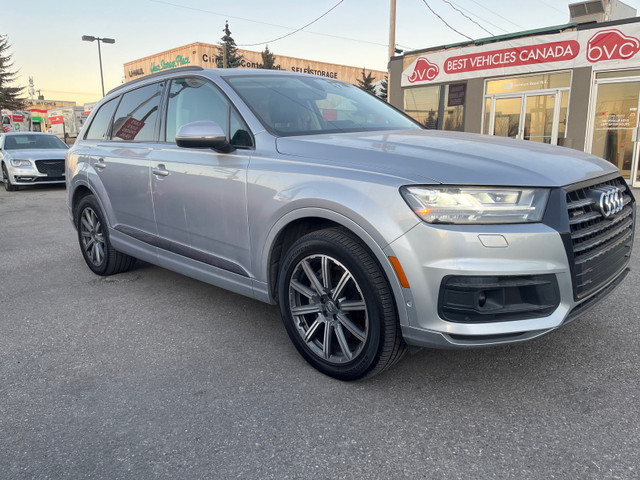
<box><xmin>10</xmin><ymin>159</ymin><xmax>32</xmax><ymax>167</ymax></box>
<box><xmin>401</xmin><ymin>186</ymin><xmax>550</xmax><ymax>224</ymax></box>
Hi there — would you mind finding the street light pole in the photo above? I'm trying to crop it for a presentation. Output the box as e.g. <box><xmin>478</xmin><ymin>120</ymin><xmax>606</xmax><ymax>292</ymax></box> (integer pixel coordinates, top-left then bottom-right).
<box><xmin>82</xmin><ymin>35</ymin><xmax>116</xmax><ymax>97</ymax></box>
<box><xmin>97</xmin><ymin>39</ymin><xmax>104</xmax><ymax>97</ymax></box>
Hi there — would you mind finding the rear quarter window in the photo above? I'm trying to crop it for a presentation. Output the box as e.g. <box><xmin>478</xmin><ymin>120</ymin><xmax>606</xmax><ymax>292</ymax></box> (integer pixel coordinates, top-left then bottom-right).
<box><xmin>84</xmin><ymin>98</ymin><xmax>119</xmax><ymax>141</ymax></box>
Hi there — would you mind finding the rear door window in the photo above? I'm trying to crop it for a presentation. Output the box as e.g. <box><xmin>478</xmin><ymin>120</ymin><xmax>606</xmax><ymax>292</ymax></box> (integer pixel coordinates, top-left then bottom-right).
<box><xmin>112</xmin><ymin>82</ymin><xmax>164</xmax><ymax>142</ymax></box>
<box><xmin>84</xmin><ymin>97</ymin><xmax>119</xmax><ymax>140</ymax></box>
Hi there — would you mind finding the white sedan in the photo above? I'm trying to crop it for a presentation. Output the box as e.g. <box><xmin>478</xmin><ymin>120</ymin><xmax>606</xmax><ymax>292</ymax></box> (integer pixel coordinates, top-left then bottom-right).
<box><xmin>0</xmin><ymin>132</ymin><xmax>68</xmax><ymax>192</ymax></box>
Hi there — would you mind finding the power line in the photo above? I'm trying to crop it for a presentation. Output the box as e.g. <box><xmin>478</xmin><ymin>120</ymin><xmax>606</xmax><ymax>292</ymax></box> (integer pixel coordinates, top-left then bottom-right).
<box><xmin>538</xmin><ymin>0</ymin><xmax>567</xmax><ymax>15</ymax></box>
<box><xmin>237</xmin><ymin>0</ymin><xmax>345</xmax><ymax>46</ymax></box>
<box><xmin>421</xmin><ymin>0</ymin><xmax>474</xmax><ymax>41</ymax></box>
<box><xmin>446</xmin><ymin>1</ymin><xmax>508</xmax><ymax>34</ymax></box>
<box><xmin>149</xmin><ymin>0</ymin><xmax>385</xmax><ymax>48</ymax></box>
<box><xmin>439</xmin><ymin>0</ymin><xmax>493</xmax><ymax>36</ymax></box>
<box><xmin>465</xmin><ymin>0</ymin><xmax>525</xmax><ymax>31</ymax></box>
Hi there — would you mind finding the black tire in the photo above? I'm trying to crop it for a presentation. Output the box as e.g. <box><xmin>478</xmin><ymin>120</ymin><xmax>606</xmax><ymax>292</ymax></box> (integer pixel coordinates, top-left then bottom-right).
<box><xmin>76</xmin><ymin>194</ymin><xmax>136</xmax><ymax>276</ymax></box>
<box><xmin>278</xmin><ymin>228</ymin><xmax>406</xmax><ymax>381</ymax></box>
<box><xmin>2</xmin><ymin>164</ymin><xmax>17</xmax><ymax>192</ymax></box>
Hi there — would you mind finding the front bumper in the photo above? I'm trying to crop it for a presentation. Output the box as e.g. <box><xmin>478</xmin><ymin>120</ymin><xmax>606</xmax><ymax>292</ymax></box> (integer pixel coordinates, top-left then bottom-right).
<box><xmin>6</xmin><ymin>164</ymin><xmax>65</xmax><ymax>185</ymax></box>
<box><xmin>387</xmin><ymin>177</ymin><xmax>634</xmax><ymax>349</ymax></box>
<box><xmin>388</xmin><ymin>221</ymin><xmax>580</xmax><ymax>348</ymax></box>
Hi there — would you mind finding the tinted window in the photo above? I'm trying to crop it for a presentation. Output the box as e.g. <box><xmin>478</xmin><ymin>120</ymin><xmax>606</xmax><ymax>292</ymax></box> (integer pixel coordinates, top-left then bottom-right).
<box><xmin>85</xmin><ymin>97</ymin><xmax>119</xmax><ymax>140</ymax></box>
<box><xmin>226</xmin><ymin>75</ymin><xmax>420</xmax><ymax>136</ymax></box>
<box><xmin>166</xmin><ymin>77</ymin><xmax>252</xmax><ymax>147</ymax></box>
<box><xmin>112</xmin><ymin>82</ymin><xmax>164</xmax><ymax>142</ymax></box>
<box><xmin>3</xmin><ymin>134</ymin><xmax>68</xmax><ymax>150</ymax></box>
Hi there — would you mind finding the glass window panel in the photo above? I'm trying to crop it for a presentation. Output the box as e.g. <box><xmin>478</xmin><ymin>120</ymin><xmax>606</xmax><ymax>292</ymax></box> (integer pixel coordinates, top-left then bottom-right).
<box><xmin>557</xmin><ymin>91</ymin><xmax>569</xmax><ymax>146</ymax></box>
<box><xmin>112</xmin><ymin>83</ymin><xmax>163</xmax><ymax>142</ymax></box>
<box><xmin>85</xmin><ymin>97</ymin><xmax>119</xmax><ymax>141</ymax></box>
<box><xmin>486</xmin><ymin>72</ymin><xmax>570</xmax><ymax>94</ymax></box>
<box><xmin>442</xmin><ymin>84</ymin><xmax>465</xmax><ymax>131</ymax></box>
<box><xmin>404</xmin><ymin>86</ymin><xmax>440</xmax><ymax>129</ymax></box>
<box><xmin>524</xmin><ymin>94</ymin><xmax>555</xmax><ymax>144</ymax></box>
<box><xmin>596</xmin><ymin>69</ymin><xmax>640</xmax><ymax>80</ymax></box>
<box><xmin>493</xmin><ymin>97</ymin><xmax>522</xmax><ymax>138</ymax></box>
<box><xmin>484</xmin><ymin>97</ymin><xmax>492</xmax><ymax>135</ymax></box>
<box><xmin>590</xmin><ymin>82</ymin><xmax>639</xmax><ymax>180</ymax></box>
<box><xmin>166</xmin><ymin>77</ymin><xmax>229</xmax><ymax>143</ymax></box>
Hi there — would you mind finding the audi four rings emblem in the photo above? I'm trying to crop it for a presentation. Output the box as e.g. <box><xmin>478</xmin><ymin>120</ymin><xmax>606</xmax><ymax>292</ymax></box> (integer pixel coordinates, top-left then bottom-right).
<box><xmin>591</xmin><ymin>186</ymin><xmax>625</xmax><ymax>218</ymax></box>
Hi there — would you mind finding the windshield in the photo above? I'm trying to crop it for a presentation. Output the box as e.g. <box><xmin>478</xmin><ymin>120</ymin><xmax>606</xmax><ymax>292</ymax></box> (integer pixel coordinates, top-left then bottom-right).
<box><xmin>4</xmin><ymin>134</ymin><xmax>68</xmax><ymax>150</ymax></box>
<box><xmin>225</xmin><ymin>75</ymin><xmax>421</xmax><ymax>137</ymax></box>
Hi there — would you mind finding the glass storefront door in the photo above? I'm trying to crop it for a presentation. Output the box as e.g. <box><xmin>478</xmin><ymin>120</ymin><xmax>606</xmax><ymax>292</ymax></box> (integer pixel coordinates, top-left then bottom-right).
<box><xmin>483</xmin><ymin>72</ymin><xmax>571</xmax><ymax>146</ymax></box>
<box><xmin>589</xmin><ymin>80</ymin><xmax>640</xmax><ymax>184</ymax></box>
<box><xmin>487</xmin><ymin>93</ymin><xmax>564</xmax><ymax>144</ymax></box>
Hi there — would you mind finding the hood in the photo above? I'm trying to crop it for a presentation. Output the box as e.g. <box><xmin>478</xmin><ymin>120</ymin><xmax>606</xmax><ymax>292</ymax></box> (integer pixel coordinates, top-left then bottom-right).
<box><xmin>275</xmin><ymin>129</ymin><xmax>618</xmax><ymax>187</ymax></box>
<box><xmin>4</xmin><ymin>149</ymin><xmax>68</xmax><ymax>161</ymax></box>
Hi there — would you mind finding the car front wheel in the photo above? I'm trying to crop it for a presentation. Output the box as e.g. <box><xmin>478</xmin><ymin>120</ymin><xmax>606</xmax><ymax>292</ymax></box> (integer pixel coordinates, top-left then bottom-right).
<box><xmin>278</xmin><ymin>228</ymin><xmax>406</xmax><ymax>381</ymax></box>
<box><xmin>2</xmin><ymin>164</ymin><xmax>17</xmax><ymax>191</ymax></box>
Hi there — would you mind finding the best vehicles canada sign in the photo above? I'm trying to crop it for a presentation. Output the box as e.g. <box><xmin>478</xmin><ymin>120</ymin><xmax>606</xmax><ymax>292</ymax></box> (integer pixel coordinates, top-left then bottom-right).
<box><xmin>402</xmin><ymin>25</ymin><xmax>640</xmax><ymax>86</ymax></box>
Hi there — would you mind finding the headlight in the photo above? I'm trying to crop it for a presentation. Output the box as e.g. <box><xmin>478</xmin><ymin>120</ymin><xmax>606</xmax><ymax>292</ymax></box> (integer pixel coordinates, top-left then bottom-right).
<box><xmin>10</xmin><ymin>159</ymin><xmax>32</xmax><ymax>167</ymax></box>
<box><xmin>400</xmin><ymin>186</ymin><xmax>550</xmax><ymax>224</ymax></box>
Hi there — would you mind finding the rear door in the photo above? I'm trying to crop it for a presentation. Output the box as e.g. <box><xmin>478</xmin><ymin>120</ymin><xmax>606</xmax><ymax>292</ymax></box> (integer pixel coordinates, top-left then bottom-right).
<box><xmin>86</xmin><ymin>82</ymin><xmax>164</xmax><ymax>240</ymax></box>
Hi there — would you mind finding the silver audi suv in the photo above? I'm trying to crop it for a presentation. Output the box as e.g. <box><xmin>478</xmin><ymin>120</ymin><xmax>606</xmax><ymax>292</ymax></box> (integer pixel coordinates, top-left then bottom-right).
<box><xmin>66</xmin><ymin>67</ymin><xmax>635</xmax><ymax>380</ymax></box>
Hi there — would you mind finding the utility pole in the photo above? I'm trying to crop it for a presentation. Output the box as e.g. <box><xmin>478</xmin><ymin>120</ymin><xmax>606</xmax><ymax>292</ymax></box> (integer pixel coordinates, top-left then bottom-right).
<box><xmin>388</xmin><ymin>0</ymin><xmax>397</xmax><ymax>62</ymax></box>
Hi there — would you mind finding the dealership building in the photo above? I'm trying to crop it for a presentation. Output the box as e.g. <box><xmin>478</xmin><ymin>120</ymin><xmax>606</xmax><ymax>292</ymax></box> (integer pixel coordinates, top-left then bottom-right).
<box><xmin>124</xmin><ymin>42</ymin><xmax>385</xmax><ymax>86</ymax></box>
<box><xmin>389</xmin><ymin>1</ymin><xmax>640</xmax><ymax>186</ymax></box>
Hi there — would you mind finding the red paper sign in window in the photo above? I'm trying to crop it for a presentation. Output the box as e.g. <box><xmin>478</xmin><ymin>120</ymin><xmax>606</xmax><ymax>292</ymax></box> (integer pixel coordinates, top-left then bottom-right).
<box><xmin>115</xmin><ymin>117</ymin><xmax>145</xmax><ymax>141</ymax></box>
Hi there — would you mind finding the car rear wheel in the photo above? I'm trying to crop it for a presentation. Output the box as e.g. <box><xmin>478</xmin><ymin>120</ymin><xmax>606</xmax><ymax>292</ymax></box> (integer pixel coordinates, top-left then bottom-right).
<box><xmin>76</xmin><ymin>195</ymin><xmax>136</xmax><ymax>276</ymax></box>
<box><xmin>2</xmin><ymin>164</ymin><xmax>17</xmax><ymax>192</ymax></box>
<box><xmin>278</xmin><ymin>228</ymin><xmax>406</xmax><ymax>381</ymax></box>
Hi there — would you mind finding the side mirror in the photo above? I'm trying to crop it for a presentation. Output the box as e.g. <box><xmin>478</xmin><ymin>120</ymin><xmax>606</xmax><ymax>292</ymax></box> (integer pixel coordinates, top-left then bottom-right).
<box><xmin>175</xmin><ymin>120</ymin><xmax>234</xmax><ymax>153</ymax></box>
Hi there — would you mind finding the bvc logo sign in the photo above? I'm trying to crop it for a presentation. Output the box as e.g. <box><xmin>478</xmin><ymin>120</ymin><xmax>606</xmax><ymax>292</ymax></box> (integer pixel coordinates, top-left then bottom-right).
<box><xmin>587</xmin><ymin>29</ymin><xmax>640</xmax><ymax>63</ymax></box>
<box><xmin>407</xmin><ymin>57</ymin><xmax>440</xmax><ymax>83</ymax></box>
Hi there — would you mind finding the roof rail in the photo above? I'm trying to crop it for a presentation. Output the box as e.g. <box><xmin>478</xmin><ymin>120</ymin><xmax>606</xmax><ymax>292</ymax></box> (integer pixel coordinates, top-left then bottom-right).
<box><xmin>106</xmin><ymin>66</ymin><xmax>205</xmax><ymax>96</ymax></box>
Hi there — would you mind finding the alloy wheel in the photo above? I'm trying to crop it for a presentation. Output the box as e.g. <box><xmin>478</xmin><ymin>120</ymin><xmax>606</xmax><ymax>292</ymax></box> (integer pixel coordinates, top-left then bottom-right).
<box><xmin>80</xmin><ymin>207</ymin><xmax>106</xmax><ymax>267</ymax></box>
<box><xmin>288</xmin><ymin>254</ymin><xmax>369</xmax><ymax>364</ymax></box>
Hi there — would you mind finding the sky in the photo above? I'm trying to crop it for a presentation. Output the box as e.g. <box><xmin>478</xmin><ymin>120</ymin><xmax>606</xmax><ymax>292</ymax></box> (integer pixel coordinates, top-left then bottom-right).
<box><xmin>3</xmin><ymin>0</ymin><xmax>640</xmax><ymax>106</ymax></box>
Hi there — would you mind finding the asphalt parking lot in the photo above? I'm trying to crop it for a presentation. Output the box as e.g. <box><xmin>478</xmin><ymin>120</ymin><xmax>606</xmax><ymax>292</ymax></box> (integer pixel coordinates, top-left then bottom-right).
<box><xmin>1</xmin><ymin>185</ymin><xmax>639</xmax><ymax>479</ymax></box>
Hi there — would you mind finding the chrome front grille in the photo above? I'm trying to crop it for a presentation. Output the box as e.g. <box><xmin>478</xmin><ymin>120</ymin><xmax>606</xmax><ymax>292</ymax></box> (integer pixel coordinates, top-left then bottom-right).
<box><xmin>566</xmin><ymin>177</ymin><xmax>634</xmax><ymax>298</ymax></box>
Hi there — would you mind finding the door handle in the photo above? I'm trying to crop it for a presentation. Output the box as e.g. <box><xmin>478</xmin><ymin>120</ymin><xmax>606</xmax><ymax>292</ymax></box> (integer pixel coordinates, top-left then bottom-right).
<box><xmin>94</xmin><ymin>158</ymin><xmax>106</xmax><ymax>169</ymax></box>
<box><xmin>152</xmin><ymin>164</ymin><xmax>170</xmax><ymax>177</ymax></box>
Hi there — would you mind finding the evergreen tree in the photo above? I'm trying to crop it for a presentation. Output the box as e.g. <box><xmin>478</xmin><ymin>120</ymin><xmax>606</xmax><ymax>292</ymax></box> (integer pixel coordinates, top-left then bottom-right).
<box><xmin>260</xmin><ymin>45</ymin><xmax>276</xmax><ymax>69</ymax></box>
<box><xmin>356</xmin><ymin>68</ymin><xmax>376</xmax><ymax>95</ymax></box>
<box><xmin>0</xmin><ymin>34</ymin><xmax>24</xmax><ymax>110</ymax></box>
<box><xmin>216</xmin><ymin>21</ymin><xmax>244</xmax><ymax>68</ymax></box>
<box><xmin>377</xmin><ymin>75</ymin><xmax>388</xmax><ymax>102</ymax></box>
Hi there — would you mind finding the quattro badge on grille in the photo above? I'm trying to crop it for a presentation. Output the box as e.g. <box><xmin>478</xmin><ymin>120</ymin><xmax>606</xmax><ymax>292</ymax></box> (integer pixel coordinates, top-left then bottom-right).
<box><xmin>590</xmin><ymin>186</ymin><xmax>625</xmax><ymax>218</ymax></box>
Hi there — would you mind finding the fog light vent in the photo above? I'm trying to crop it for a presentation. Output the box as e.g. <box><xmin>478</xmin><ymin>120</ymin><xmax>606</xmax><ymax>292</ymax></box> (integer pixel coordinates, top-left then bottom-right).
<box><xmin>438</xmin><ymin>274</ymin><xmax>560</xmax><ymax>323</ymax></box>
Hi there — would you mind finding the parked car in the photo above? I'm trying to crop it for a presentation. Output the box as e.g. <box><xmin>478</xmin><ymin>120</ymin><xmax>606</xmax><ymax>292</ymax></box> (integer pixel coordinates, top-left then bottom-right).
<box><xmin>0</xmin><ymin>132</ymin><xmax>68</xmax><ymax>191</ymax></box>
<box><xmin>66</xmin><ymin>66</ymin><xmax>635</xmax><ymax>380</ymax></box>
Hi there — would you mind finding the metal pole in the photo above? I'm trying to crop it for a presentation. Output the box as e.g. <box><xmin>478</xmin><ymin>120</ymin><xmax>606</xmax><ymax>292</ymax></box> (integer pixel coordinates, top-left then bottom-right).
<box><xmin>97</xmin><ymin>39</ymin><xmax>105</xmax><ymax>97</ymax></box>
<box><xmin>388</xmin><ymin>0</ymin><xmax>397</xmax><ymax>62</ymax></box>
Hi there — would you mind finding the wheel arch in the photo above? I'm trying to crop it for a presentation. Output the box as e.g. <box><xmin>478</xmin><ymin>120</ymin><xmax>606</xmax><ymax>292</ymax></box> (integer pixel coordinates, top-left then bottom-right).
<box><xmin>71</xmin><ymin>184</ymin><xmax>94</xmax><ymax>224</ymax></box>
<box><xmin>262</xmin><ymin>208</ymin><xmax>411</xmax><ymax>327</ymax></box>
